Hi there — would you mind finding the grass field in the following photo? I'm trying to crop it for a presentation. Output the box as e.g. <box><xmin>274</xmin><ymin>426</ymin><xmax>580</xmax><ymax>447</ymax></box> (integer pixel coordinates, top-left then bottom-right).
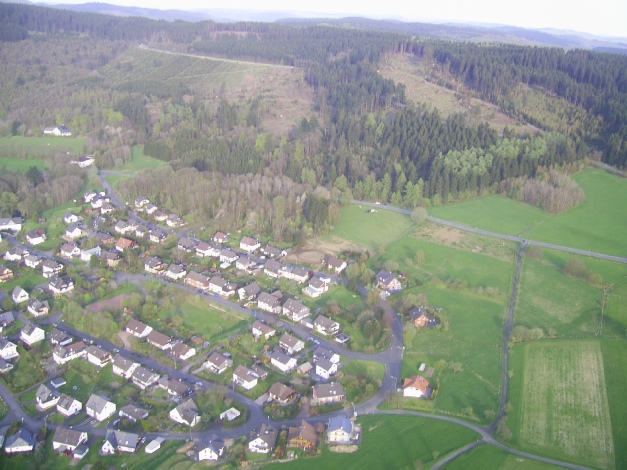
<box><xmin>160</xmin><ymin>297</ymin><xmax>249</xmax><ymax>344</ymax></box>
<box><xmin>320</xmin><ymin>205</ymin><xmax>414</xmax><ymax>252</ymax></box>
<box><xmin>429</xmin><ymin>195</ymin><xmax>549</xmax><ymax>236</ymax></box>
<box><xmin>446</xmin><ymin>444</ymin><xmax>563</xmax><ymax>470</ymax></box>
<box><xmin>511</xmin><ymin>340</ymin><xmax>614</xmax><ymax>469</ymax></box>
<box><xmin>600</xmin><ymin>339</ymin><xmax>627</xmax><ymax>470</ymax></box>
<box><xmin>515</xmin><ymin>258</ymin><xmax>602</xmax><ymax>337</ymax></box>
<box><xmin>0</xmin><ymin>135</ymin><xmax>87</xmax><ymax>158</ymax></box>
<box><xmin>429</xmin><ymin>169</ymin><xmax>627</xmax><ymax>256</ymax></box>
<box><xmin>271</xmin><ymin>414</ymin><xmax>479</xmax><ymax>470</ymax></box>
<box><xmin>115</xmin><ymin>145</ymin><xmax>169</xmax><ymax>173</ymax></box>
<box><xmin>401</xmin><ymin>286</ymin><xmax>506</xmax><ymax>423</ymax></box>
<box><xmin>0</xmin><ymin>156</ymin><xmax>46</xmax><ymax>172</ymax></box>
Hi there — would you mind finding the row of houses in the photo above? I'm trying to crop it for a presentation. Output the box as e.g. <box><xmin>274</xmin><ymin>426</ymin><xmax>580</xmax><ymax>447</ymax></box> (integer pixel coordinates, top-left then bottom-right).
<box><xmin>248</xmin><ymin>414</ymin><xmax>357</xmax><ymax>455</ymax></box>
<box><xmin>124</xmin><ymin>318</ymin><xmax>196</xmax><ymax>361</ymax></box>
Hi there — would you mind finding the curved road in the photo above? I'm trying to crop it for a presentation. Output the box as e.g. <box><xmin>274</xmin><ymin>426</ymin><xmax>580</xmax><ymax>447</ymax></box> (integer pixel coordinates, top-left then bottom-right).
<box><xmin>0</xmin><ymin>186</ymin><xmax>602</xmax><ymax>469</ymax></box>
<box><xmin>352</xmin><ymin>200</ymin><xmax>627</xmax><ymax>264</ymax></box>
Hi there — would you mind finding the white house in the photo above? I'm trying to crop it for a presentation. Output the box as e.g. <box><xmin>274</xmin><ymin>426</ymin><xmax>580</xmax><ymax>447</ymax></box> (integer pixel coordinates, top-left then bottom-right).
<box><xmin>282</xmin><ymin>299</ymin><xmax>310</xmax><ymax>322</ymax></box>
<box><xmin>313</xmin><ymin>315</ymin><xmax>340</xmax><ymax>336</ymax></box>
<box><xmin>171</xmin><ymin>342</ymin><xmax>196</xmax><ymax>361</ymax></box>
<box><xmin>165</xmin><ymin>263</ymin><xmax>186</xmax><ymax>280</ymax></box>
<box><xmin>57</xmin><ymin>394</ymin><xmax>82</xmax><ymax>416</ymax></box>
<box><xmin>312</xmin><ymin>383</ymin><xmax>346</xmax><ymax>404</ymax></box>
<box><xmin>41</xmin><ymin>259</ymin><xmax>63</xmax><ymax>278</ymax></box>
<box><xmin>65</xmin><ymin>225</ymin><xmax>83</xmax><ymax>239</ymax></box>
<box><xmin>4</xmin><ymin>429</ymin><xmax>35</xmax><ymax>454</ymax></box>
<box><xmin>257</xmin><ymin>292</ymin><xmax>282</xmax><ymax>314</ymax></box>
<box><xmin>0</xmin><ymin>338</ymin><xmax>18</xmax><ymax>360</ymax></box>
<box><xmin>233</xmin><ymin>365</ymin><xmax>258</xmax><ymax>390</ymax></box>
<box><xmin>101</xmin><ymin>430</ymin><xmax>139</xmax><ymax>454</ymax></box>
<box><xmin>59</xmin><ymin>242</ymin><xmax>81</xmax><ymax>258</ymax></box>
<box><xmin>112</xmin><ymin>354</ymin><xmax>139</xmax><ymax>379</ymax></box>
<box><xmin>85</xmin><ymin>345</ymin><xmax>111</xmax><ymax>367</ymax></box>
<box><xmin>239</xmin><ymin>236</ymin><xmax>261</xmax><ymax>253</ymax></box>
<box><xmin>24</xmin><ymin>254</ymin><xmax>41</xmax><ymax>269</ymax></box>
<box><xmin>327</xmin><ymin>415</ymin><xmax>354</xmax><ymax>444</ymax></box>
<box><xmin>52</xmin><ymin>341</ymin><xmax>86</xmax><ymax>365</ymax></box>
<box><xmin>63</xmin><ymin>213</ymin><xmax>79</xmax><ymax>224</ymax></box>
<box><xmin>20</xmin><ymin>323</ymin><xmax>45</xmax><ymax>347</ymax></box>
<box><xmin>251</xmin><ymin>321</ymin><xmax>276</xmax><ymax>341</ymax></box>
<box><xmin>0</xmin><ymin>217</ymin><xmax>23</xmax><ymax>232</ymax></box>
<box><xmin>169</xmin><ymin>399</ymin><xmax>200</xmax><ymax>427</ymax></box>
<box><xmin>25</xmin><ymin>229</ymin><xmax>46</xmax><ymax>245</ymax></box>
<box><xmin>402</xmin><ymin>375</ymin><xmax>431</xmax><ymax>399</ymax></box>
<box><xmin>43</xmin><ymin>125</ymin><xmax>71</xmax><ymax>136</ymax></box>
<box><xmin>36</xmin><ymin>383</ymin><xmax>60</xmax><ymax>410</ymax></box>
<box><xmin>52</xmin><ymin>428</ymin><xmax>88</xmax><ymax>453</ymax></box>
<box><xmin>27</xmin><ymin>298</ymin><xmax>50</xmax><ymax>317</ymax></box>
<box><xmin>248</xmin><ymin>424</ymin><xmax>278</xmax><ymax>454</ymax></box>
<box><xmin>279</xmin><ymin>333</ymin><xmax>305</xmax><ymax>355</ymax></box>
<box><xmin>269</xmin><ymin>349</ymin><xmax>297</xmax><ymax>373</ymax></box>
<box><xmin>198</xmin><ymin>436</ymin><xmax>225</xmax><ymax>461</ymax></box>
<box><xmin>205</xmin><ymin>352</ymin><xmax>233</xmax><ymax>375</ymax></box>
<box><xmin>48</xmin><ymin>276</ymin><xmax>74</xmax><ymax>295</ymax></box>
<box><xmin>86</xmin><ymin>394</ymin><xmax>116</xmax><ymax>421</ymax></box>
<box><xmin>315</xmin><ymin>358</ymin><xmax>338</xmax><ymax>380</ymax></box>
<box><xmin>125</xmin><ymin>318</ymin><xmax>153</xmax><ymax>338</ymax></box>
<box><xmin>12</xmin><ymin>286</ymin><xmax>29</xmax><ymax>304</ymax></box>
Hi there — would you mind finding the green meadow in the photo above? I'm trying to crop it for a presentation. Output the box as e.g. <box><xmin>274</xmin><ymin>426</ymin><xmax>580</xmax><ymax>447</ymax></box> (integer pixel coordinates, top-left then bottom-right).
<box><xmin>430</xmin><ymin>195</ymin><xmax>549</xmax><ymax>236</ymax></box>
<box><xmin>0</xmin><ymin>135</ymin><xmax>86</xmax><ymax>158</ymax></box>
<box><xmin>0</xmin><ymin>156</ymin><xmax>47</xmax><ymax>172</ymax></box>
<box><xmin>507</xmin><ymin>340</ymin><xmax>614</xmax><ymax>469</ymax></box>
<box><xmin>324</xmin><ymin>204</ymin><xmax>413</xmax><ymax>251</ymax></box>
<box><xmin>428</xmin><ymin>169</ymin><xmax>627</xmax><ymax>256</ymax></box>
<box><xmin>271</xmin><ymin>414</ymin><xmax>479</xmax><ymax>470</ymax></box>
<box><xmin>115</xmin><ymin>145</ymin><xmax>169</xmax><ymax>173</ymax></box>
<box><xmin>515</xmin><ymin>257</ymin><xmax>602</xmax><ymax>337</ymax></box>
<box><xmin>446</xmin><ymin>444</ymin><xmax>563</xmax><ymax>470</ymax></box>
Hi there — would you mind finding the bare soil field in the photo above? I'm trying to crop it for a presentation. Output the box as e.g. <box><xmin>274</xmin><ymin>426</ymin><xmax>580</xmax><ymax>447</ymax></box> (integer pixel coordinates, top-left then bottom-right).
<box><xmin>519</xmin><ymin>340</ymin><xmax>614</xmax><ymax>469</ymax></box>
<box><xmin>87</xmin><ymin>293</ymin><xmax>132</xmax><ymax>313</ymax></box>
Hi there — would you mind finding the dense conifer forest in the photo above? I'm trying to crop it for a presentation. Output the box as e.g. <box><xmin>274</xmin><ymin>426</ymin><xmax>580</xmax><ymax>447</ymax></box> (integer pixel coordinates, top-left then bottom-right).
<box><xmin>0</xmin><ymin>2</ymin><xmax>625</xmax><ymax>236</ymax></box>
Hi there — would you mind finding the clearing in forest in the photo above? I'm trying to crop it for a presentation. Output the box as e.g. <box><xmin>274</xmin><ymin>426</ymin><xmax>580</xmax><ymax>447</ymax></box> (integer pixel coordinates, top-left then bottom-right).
<box><xmin>519</xmin><ymin>340</ymin><xmax>614</xmax><ymax>469</ymax></box>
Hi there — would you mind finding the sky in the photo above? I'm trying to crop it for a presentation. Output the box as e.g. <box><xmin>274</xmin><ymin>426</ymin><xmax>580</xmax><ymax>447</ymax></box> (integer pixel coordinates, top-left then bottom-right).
<box><xmin>41</xmin><ymin>0</ymin><xmax>627</xmax><ymax>38</ymax></box>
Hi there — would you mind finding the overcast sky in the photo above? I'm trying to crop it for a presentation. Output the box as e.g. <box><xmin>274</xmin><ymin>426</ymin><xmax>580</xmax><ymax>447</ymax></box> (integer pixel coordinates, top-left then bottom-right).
<box><xmin>41</xmin><ymin>0</ymin><xmax>627</xmax><ymax>38</ymax></box>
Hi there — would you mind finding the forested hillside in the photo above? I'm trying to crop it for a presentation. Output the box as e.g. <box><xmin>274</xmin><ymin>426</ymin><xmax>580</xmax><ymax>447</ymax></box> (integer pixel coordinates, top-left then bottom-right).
<box><xmin>0</xmin><ymin>3</ymin><xmax>625</xmax><ymax>238</ymax></box>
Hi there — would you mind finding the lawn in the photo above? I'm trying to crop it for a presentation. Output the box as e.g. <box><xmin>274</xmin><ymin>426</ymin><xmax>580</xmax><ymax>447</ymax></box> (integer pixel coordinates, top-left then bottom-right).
<box><xmin>509</xmin><ymin>340</ymin><xmax>614</xmax><ymax>469</ymax></box>
<box><xmin>524</xmin><ymin>169</ymin><xmax>627</xmax><ymax>257</ymax></box>
<box><xmin>429</xmin><ymin>195</ymin><xmax>549</xmax><ymax>236</ymax></box>
<box><xmin>0</xmin><ymin>271</ymin><xmax>47</xmax><ymax>293</ymax></box>
<box><xmin>160</xmin><ymin>297</ymin><xmax>249</xmax><ymax>344</ymax></box>
<box><xmin>323</xmin><ymin>204</ymin><xmax>414</xmax><ymax>252</ymax></box>
<box><xmin>400</xmin><ymin>286</ymin><xmax>505</xmax><ymax>424</ymax></box>
<box><xmin>0</xmin><ymin>135</ymin><xmax>87</xmax><ymax>158</ymax></box>
<box><xmin>515</xmin><ymin>257</ymin><xmax>602</xmax><ymax>337</ymax></box>
<box><xmin>600</xmin><ymin>339</ymin><xmax>627</xmax><ymax>470</ymax></box>
<box><xmin>0</xmin><ymin>156</ymin><xmax>47</xmax><ymax>172</ymax></box>
<box><xmin>380</xmin><ymin>234</ymin><xmax>515</xmax><ymax>294</ymax></box>
<box><xmin>428</xmin><ymin>169</ymin><xmax>627</xmax><ymax>257</ymax></box>
<box><xmin>445</xmin><ymin>444</ymin><xmax>563</xmax><ymax>470</ymax></box>
<box><xmin>115</xmin><ymin>145</ymin><xmax>169</xmax><ymax>173</ymax></box>
<box><xmin>270</xmin><ymin>414</ymin><xmax>479</xmax><ymax>470</ymax></box>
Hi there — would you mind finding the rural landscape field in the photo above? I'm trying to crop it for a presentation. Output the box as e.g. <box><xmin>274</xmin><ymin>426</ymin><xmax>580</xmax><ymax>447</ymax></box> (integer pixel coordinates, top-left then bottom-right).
<box><xmin>0</xmin><ymin>2</ymin><xmax>625</xmax><ymax>469</ymax></box>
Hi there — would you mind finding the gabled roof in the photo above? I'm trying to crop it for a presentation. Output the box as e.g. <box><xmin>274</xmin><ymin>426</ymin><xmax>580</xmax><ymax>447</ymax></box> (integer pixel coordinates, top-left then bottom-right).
<box><xmin>268</xmin><ymin>382</ymin><xmax>297</xmax><ymax>402</ymax></box>
<box><xmin>86</xmin><ymin>394</ymin><xmax>113</xmax><ymax>413</ymax></box>
<box><xmin>146</xmin><ymin>330</ymin><xmax>171</xmax><ymax>347</ymax></box>
<box><xmin>5</xmin><ymin>428</ymin><xmax>35</xmax><ymax>450</ymax></box>
<box><xmin>251</xmin><ymin>321</ymin><xmax>275</xmax><ymax>336</ymax></box>
<box><xmin>279</xmin><ymin>333</ymin><xmax>302</xmax><ymax>350</ymax></box>
<box><xmin>120</xmin><ymin>404</ymin><xmax>149</xmax><ymax>420</ymax></box>
<box><xmin>403</xmin><ymin>375</ymin><xmax>430</xmax><ymax>395</ymax></box>
<box><xmin>313</xmin><ymin>382</ymin><xmax>345</xmax><ymax>400</ymax></box>
<box><xmin>250</xmin><ymin>423</ymin><xmax>278</xmax><ymax>448</ymax></box>
<box><xmin>288</xmin><ymin>420</ymin><xmax>317</xmax><ymax>445</ymax></box>
<box><xmin>270</xmin><ymin>349</ymin><xmax>295</xmax><ymax>366</ymax></box>
<box><xmin>233</xmin><ymin>365</ymin><xmax>257</xmax><ymax>382</ymax></box>
<box><xmin>313</xmin><ymin>315</ymin><xmax>338</xmax><ymax>330</ymax></box>
<box><xmin>207</xmin><ymin>352</ymin><xmax>231</xmax><ymax>369</ymax></box>
<box><xmin>125</xmin><ymin>318</ymin><xmax>151</xmax><ymax>335</ymax></box>
<box><xmin>328</xmin><ymin>415</ymin><xmax>353</xmax><ymax>434</ymax></box>
<box><xmin>173</xmin><ymin>399</ymin><xmax>199</xmax><ymax>424</ymax></box>
<box><xmin>36</xmin><ymin>383</ymin><xmax>59</xmax><ymax>403</ymax></box>
<box><xmin>241</xmin><ymin>282</ymin><xmax>261</xmax><ymax>296</ymax></box>
<box><xmin>53</xmin><ymin>427</ymin><xmax>86</xmax><ymax>447</ymax></box>
<box><xmin>57</xmin><ymin>393</ymin><xmax>80</xmax><ymax>411</ymax></box>
<box><xmin>258</xmin><ymin>292</ymin><xmax>282</xmax><ymax>307</ymax></box>
<box><xmin>112</xmin><ymin>354</ymin><xmax>138</xmax><ymax>372</ymax></box>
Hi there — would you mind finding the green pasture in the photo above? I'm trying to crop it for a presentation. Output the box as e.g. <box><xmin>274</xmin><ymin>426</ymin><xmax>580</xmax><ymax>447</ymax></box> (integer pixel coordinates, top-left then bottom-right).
<box><xmin>507</xmin><ymin>340</ymin><xmax>614</xmax><ymax>469</ymax></box>
<box><xmin>0</xmin><ymin>156</ymin><xmax>46</xmax><ymax>172</ymax></box>
<box><xmin>0</xmin><ymin>135</ymin><xmax>86</xmax><ymax>158</ymax></box>
<box><xmin>401</xmin><ymin>286</ymin><xmax>506</xmax><ymax>423</ymax></box>
<box><xmin>445</xmin><ymin>444</ymin><xmax>563</xmax><ymax>470</ymax></box>
<box><xmin>429</xmin><ymin>195</ymin><xmax>549</xmax><ymax>236</ymax></box>
<box><xmin>380</xmin><ymin>235</ymin><xmax>514</xmax><ymax>295</ymax></box>
<box><xmin>115</xmin><ymin>145</ymin><xmax>169</xmax><ymax>173</ymax></box>
<box><xmin>515</xmin><ymin>258</ymin><xmax>602</xmax><ymax>337</ymax></box>
<box><xmin>600</xmin><ymin>339</ymin><xmax>627</xmax><ymax>470</ymax></box>
<box><xmin>160</xmin><ymin>297</ymin><xmax>249</xmax><ymax>344</ymax></box>
<box><xmin>325</xmin><ymin>204</ymin><xmax>413</xmax><ymax>251</ymax></box>
<box><xmin>428</xmin><ymin>169</ymin><xmax>627</xmax><ymax>256</ymax></box>
<box><xmin>524</xmin><ymin>170</ymin><xmax>627</xmax><ymax>256</ymax></box>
